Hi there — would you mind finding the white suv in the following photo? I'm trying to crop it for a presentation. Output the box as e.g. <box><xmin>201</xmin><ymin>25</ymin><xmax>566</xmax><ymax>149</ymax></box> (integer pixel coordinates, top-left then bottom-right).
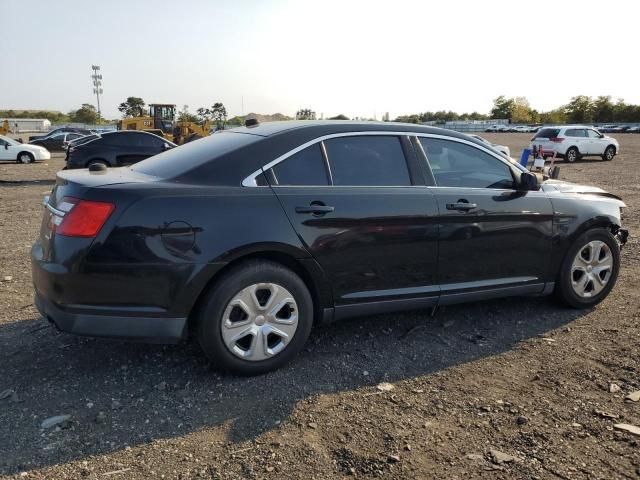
<box><xmin>530</xmin><ymin>126</ymin><xmax>619</xmax><ymax>162</ymax></box>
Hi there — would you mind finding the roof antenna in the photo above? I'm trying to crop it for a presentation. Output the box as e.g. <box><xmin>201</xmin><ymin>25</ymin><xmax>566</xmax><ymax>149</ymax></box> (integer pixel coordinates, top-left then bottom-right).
<box><xmin>245</xmin><ymin>118</ymin><xmax>259</xmax><ymax>127</ymax></box>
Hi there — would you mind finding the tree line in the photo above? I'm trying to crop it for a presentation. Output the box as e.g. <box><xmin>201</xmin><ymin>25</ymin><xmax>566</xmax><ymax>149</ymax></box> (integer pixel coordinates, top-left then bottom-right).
<box><xmin>394</xmin><ymin>96</ymin><xmax>640</xmax><ymax>125</ymax></box>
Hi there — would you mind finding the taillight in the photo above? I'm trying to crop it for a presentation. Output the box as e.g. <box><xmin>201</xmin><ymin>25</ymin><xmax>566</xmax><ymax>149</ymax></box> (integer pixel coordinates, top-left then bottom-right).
<box><xmin>550</xmin><ymin>137</ymin><xmax>565</xmax><ymax>143</ymax></box>
<box><xmin>50</xmin><ymin>197</ymin><xmax>115</xmax><ymax>238</ymax></box>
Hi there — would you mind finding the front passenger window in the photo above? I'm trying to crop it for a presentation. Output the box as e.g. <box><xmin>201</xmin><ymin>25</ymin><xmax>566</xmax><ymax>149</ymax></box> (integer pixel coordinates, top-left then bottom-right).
<box><xmin>420</xmin><ymin>138</ymin><xmax>515</xmax><ymax>189</ymax></box>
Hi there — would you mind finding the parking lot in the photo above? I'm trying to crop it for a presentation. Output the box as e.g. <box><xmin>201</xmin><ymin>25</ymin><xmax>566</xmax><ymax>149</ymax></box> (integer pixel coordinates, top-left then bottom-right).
<box><xmin>1</xmin><ymin>133</ymin><xmax>639</xmax><ymax>479</ymax></box>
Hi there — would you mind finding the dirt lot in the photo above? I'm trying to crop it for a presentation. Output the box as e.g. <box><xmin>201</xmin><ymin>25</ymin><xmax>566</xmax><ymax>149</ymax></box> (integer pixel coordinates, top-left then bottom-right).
<box><xmin>1</xmin><ymin>133</ymin><xmax>639</xmax><ymax>480</ymax></box>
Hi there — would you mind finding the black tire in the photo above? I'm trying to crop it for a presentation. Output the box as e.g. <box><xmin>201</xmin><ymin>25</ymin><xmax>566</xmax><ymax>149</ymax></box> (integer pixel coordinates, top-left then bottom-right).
<box><xmin>16</xmin><ymin>152</ymin><xmax>34</xmax><ymax>164</ymax></box>
<box><xmin>602</xmin><ymin>145</ymin><xmax>616</xmax><ymax>161</ymax></box>
<box><xmin>196</xmin><ymin>260</ymin><xmax>314</xmax><ymax>375</ymax></box>
<box><xmin>555</xmin><ymin>229</ymin><xmax>620</xmax><ymax>309</ymax></box>
<box><xmin>565</xmin><ymin>147</ymin><xmax>579</xmax><ymax>163</ymax></box>
<box><xmin>86</xmin><ymin>159</ymin><xmax>109</xmax><ymax>169</ymax></box>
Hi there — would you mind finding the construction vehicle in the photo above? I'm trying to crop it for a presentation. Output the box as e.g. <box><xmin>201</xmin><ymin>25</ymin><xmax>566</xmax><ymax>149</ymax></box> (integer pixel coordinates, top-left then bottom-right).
<box><xmin>0</xmin><ymin>120</ymin><xmax>10</xmax><ymax>135</ymax></box>
<box><xmin>117</xmin><ymin>104</ymin><xmax>212</xmax><ymax>144</ymax></box>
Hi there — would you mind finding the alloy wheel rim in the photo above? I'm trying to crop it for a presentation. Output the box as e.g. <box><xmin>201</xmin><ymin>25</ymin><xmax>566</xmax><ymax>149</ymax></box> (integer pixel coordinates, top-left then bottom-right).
<box><xmin>567</xmin><ymin>150</ymin><xmax>576</xmax><ymax>162</ymax></box>
<box><xmin>570</xmin><ymin>240</ymin><xmax>613</xmax><ymax>298</ymax></box>
<box><xmin>606</xmin><ymin>148</ymin><xmax>614</xmax><ymax>160</ymax></box>
<box><xmin>221</xmin><ymin>283</ymin><xmax>298</xmax><ymax>361</ymax></box>
<box><xmin>20</xmin><ymin>154</ymin><xmax>31</xmax><ymax>163</ymax></box>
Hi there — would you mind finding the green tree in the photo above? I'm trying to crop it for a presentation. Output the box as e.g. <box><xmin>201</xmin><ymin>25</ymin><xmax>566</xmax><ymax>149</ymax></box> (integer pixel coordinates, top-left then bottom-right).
<box><xmin>196</xmin><ymin>107</ymin><xmax>211</xmax><ymax>122</ymax></box>
<box><xmin>296</xmin><ymin>108</ymin><xmax>316</xmax><ymax>120</ymax></box>
<box><xmin>118</xmin><ymin>97</ymin><xmax>147</xmax><ymax>118</ymax></box>
<box><xmin>564</xmin><ymin>96</ymin><xmax>594</xmax><ymax>123</ymax></box>
<box><xmin>70</xmin><ymin>104</ymin><xmax>98</xmax><ymax>124</ymax></box>
<box><xmin>539</xmin><ymin>108</ymin><xmax>567</xmax><ymax>124</ymax></box>
<box><xmin>592</xmin><ymin>96</ymin><xmax>615</xmax><ymax>123</ymax></box>
<box><xmin>178</xmin><ymin>105</ymin><xmax>199</xmax><ymax>123</ymax></box>
<box><xmin>491</xmin><ymin>96</ymin><xmax>516</xmax><ymax>119</ymax></box>
<box><xmin>511</xmin><ymin>97</ymin><xmax>534</xmax><ymax>123</ymax></box>
<box><xmin>329</xmin><ymin>114</ymin><xmax>349</xmax><ymax>120</ymax></box>
<box><xmin>210</xmin><ymin>102</ymin><xmax>228</xmax><ymax>129</ymax></box>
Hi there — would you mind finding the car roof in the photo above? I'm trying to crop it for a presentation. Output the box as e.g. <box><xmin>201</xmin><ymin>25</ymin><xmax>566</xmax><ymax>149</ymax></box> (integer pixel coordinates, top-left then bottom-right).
<box><xmin>228</xmin><ymin>120</ymin><xmax>481</xmax><ymax>142</ymax></box>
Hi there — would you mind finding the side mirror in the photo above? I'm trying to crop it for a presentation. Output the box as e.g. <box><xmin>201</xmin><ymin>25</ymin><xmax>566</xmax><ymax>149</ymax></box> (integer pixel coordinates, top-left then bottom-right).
<box><xmin>4</xmin><ymin>144</ymin><xmax>8</xmax><ymax>150</ymax></box>
<box><xmin>519</xmin><ymin>171</ymin><xmax>540</xmax><ymax>191</ymax></box>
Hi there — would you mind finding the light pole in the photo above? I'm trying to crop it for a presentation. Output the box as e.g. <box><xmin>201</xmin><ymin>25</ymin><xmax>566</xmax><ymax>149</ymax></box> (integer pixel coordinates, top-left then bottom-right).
<box><xmin>91</xmin><ymin>65</ymin><xmax>103</xmax><ymax>124</ymax></box>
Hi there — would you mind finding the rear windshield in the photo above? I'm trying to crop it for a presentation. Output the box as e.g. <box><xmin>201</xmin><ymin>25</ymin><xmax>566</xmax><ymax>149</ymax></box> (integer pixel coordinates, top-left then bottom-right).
<box><xmin>534</xmin><ymin>128</ymin><xmax>561</xmax><ymax>139</ymax></box>
<box><xmin>131</xmin><ymin>131</ymin><xmax>262</xmax><ymax>178</ymax></box>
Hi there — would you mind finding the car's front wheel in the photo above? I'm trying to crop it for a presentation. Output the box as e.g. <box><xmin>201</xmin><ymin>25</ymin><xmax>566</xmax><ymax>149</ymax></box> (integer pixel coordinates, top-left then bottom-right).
<box><xmin>602</xmin><ymin>145</ymin><xmax>616</xmax><ymax>161</ymax></box>
<box><xmin>196</xmin><ymin>260</ymin><xmax>314</xmax><ymax>375</ymax></box>
<box><xmin>17</xmin><ymin>152</ymin><xmax>34</xmax><ymax>164</ymax></box>
<box><xmin>565</xmin><ymin>147</ymin><xmax>579</xmax><ymax>163</ymax></box>
<box><xmin>555</xmin><ymin>229</ymin><xmax>620</xmax><ymax>308</ymax></box>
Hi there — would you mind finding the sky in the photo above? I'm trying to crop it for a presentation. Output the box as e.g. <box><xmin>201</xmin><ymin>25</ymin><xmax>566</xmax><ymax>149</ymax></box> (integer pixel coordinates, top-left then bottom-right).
<box><xmin>1</xmin><ymin>0</ymin><xmax>639</xmax><ymax>120</ymax></box>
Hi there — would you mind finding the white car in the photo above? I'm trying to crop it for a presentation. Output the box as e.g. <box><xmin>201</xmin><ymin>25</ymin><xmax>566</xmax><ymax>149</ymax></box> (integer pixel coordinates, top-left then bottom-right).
<box><xmin>529</xmin><ymin>126</ymin><xmax>619</xmax><ymax>162</ymax></box>
<box><xmin>0</xmin><ymin>135</ymin><xmax>51</xmax><ymax>163</ymax></box>
<box><xmin>512</xmin><ymin>125</ymin><xmax>534</xmax><ymax>133</ymax></box>
<box><xmin>469</xmin><ymin>134</ymin><xmax>511</xmax><ymax>157</ymax></box>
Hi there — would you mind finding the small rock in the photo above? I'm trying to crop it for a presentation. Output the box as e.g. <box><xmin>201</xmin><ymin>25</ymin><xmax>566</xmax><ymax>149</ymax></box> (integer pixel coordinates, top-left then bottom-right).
<box><xmin>265</xmin><ymin>466</ymin><xmax>274</xmax><ymax>473</ymax></box>
<box><xmin>387</xmin><ymin>455</ymin><xmax>400</xmax><ymax>463</ymax></box>
<box><xmin>111</xmin><ymin>400</ymin><xmax>122</xmax><ymax>410</ymax></box>
<box><xmin>0</xmin><ymin>389</ymin><xmax>15</xmax><ymax>400</ymax></box>
<box><xmin>465</xmin><ymin>453</ymin><xmax>484</xmax><ymax>461</ymax></box>
<box><xmin>155</xmin><ymin>381</ymin><xmax>167</xmax><ymax>391</ymax></box>
<box><xmin>613</xmin><ymin>423</ymin><xmax>640</xmax><ymax>437</ymax></box>
<box><xmin>86</xmin><ymin>402</ymin><xmax>94</xmax><ymax>409</ymax></box>
<box><xmin>594</xmin><ymin>409</ymin><xmax>618</xmax><ymax>419</ymax></box>
<box><xmin>377</xmin><ymin>382</ymin><xmax>395</xmax><ymax>392</ymax></box>
<box><xmin>609</xmin><ymin>383</ymin><xmax>622</xmax><ymax>393</ymax></box>
<box><xmin>307</xmin><ymin>422</ymin><xmax>318</xmax><ymax>429</ymax></box>
<box><xmin>363</xmin><ymin>371</ymin><xmax>369</xmax><ymax>376</ymax></box>
<box><xmin>41</xmin><ymin>415</ymin><xmax>71</xmax><ymax>429</ymax></box>
<box><xmin>489</xmin><ymin>449</ymin><xmax>518</xmax><ymax>464</ymax></box>
<box><xmin>348</xmin><ymin>467</ymin><xmax>356</xmax><ymax>475</ymax></box>
<box><xmin>625</xmin><ymin>391</ymin><xmax>640</xmax><ymax>402</ymax></box>
<box><xmin>404</xmin><ymin>444</ymin><xmax>412</xmax><ymax>451</ymax></box>
<box><xmin>2</xmin><ymin>276</ymin><xmax>13</xmax><ymax>282</ymax></box>
<box><xmin>95</xmin><ymin>411</ymin><xmax>106</xmax><ymax>424</ymax></box>
<box><xmin>516</xmin><ymin>416</ymin><xmax>528</xmax><ymax>426</ymax></box>
<box><xmin>572</xmin><ymin>422</ymin><xmax>583</xmax><ymax>428</ymax></box>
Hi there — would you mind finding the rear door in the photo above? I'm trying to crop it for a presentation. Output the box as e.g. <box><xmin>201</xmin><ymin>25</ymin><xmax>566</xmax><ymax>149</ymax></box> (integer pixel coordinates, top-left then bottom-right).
<box><xmin>268</xmin><ymin>133</ymin><xmax>440</xmax><ymax>309</ymax></box>
<box><xmin>418</xmin><ymin>136</ymin><xmax>554</xmax><ymax>302</ymax></box>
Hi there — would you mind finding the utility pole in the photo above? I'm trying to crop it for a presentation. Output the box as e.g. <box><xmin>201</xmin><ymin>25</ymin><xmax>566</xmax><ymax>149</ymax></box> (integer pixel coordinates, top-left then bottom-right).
<box><xmin>91</xmin><ymin>65</ymin><xmax>103</xmax><ymax>123</ymax></box>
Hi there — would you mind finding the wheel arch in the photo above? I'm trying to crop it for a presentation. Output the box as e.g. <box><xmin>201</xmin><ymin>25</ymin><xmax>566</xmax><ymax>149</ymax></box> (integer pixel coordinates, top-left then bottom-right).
<box><xmin>185</xmin><ymin>248</ymin><xmax>332</xmax><ymax>334</ymax></box>
<box><xmin>16</xmin><ymin>150</ymin><xmax>35</xmax><ymax>162</ymax></box>
<box><xmin>85</xmin><ymin>158</ymin><xmax>110</xmax><ymax>168</ymax></box>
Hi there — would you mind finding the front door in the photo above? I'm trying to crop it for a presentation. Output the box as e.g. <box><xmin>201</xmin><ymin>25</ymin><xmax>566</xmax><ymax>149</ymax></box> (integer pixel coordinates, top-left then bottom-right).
<box><xmin>268</xmin><ymin>134</ymin><xmax>440</xmax><ymax>308</ymax></box>
<box><xmin>0</xmin><ymin>138</ymin><xmax>12</xmax><ymax>160</ymax></box>
<box><xmin>417</xmin><ymin>136</ymin><xmax>554</xmax><ymax>300</ymax></box>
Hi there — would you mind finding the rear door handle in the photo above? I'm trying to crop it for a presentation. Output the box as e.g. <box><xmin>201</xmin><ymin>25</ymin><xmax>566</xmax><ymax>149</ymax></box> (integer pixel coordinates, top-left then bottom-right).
<box><xmin>446</xmin><ymin>202</ymin><xmax>478</xmax><ymax>211</ymax></box>
<box><xmin>295</xmin><ymin>204</ymin><xmax>335</xmax><ymax>215</ymax></box>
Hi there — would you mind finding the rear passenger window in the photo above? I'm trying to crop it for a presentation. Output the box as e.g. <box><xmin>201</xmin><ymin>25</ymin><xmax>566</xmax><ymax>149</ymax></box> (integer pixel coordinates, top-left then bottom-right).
<box><xmin>420</xmin><ymin>138</ymin><xmax>514</xmax><ymax>189</ymax></box>
<box><xmin>272</xmin><ymin>144</ymin><xmax>329</xmax><ymax>185</ymax></box>
<box><xmin>324</xmin><ymin>136</ymin><xmax>410</xmax><ymax>186</ymax></box>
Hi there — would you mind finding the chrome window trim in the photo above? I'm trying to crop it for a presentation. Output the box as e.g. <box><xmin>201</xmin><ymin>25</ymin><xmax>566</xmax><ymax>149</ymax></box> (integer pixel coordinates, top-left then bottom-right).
<box><xmin>241</xmin><ymin>131</ymin><xmax>520</xmax><ymax>188</ymax></box>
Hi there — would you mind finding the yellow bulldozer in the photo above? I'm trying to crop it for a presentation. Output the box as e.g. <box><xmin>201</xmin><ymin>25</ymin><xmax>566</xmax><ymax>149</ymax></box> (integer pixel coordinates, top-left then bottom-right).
<box><xmin>0</xmin><ymin>120</ymin><xmax>10</xmax><ymax>135</ymax></box>
<box><xmin>117</xmin><ymin>104</ymin><xmax>211</xmax><ymax>145</ymax></box>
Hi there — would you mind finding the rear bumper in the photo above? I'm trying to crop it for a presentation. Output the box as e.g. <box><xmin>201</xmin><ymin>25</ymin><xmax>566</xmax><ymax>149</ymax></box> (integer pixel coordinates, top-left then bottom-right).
<box><xmin>34</xmin><ymin>290</ymin><xmax>187</xmax><ymax>343</ymax></box>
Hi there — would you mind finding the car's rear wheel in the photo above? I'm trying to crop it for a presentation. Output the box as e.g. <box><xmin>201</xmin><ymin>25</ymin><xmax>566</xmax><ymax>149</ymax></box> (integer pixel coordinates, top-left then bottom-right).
<box><xmin>565</xmin><ymin>147</ymin><xmax>579</xmax><ymax>163</ymax></box>
<box><xmin>602</xmin><ymin>145</ymin><xmax>616</xmax><ymax>161</ymax></box>
<box><xmin>555</xmin><ymin>229</ymin><xmax>620</xmax><ymax>308</ymax></box>
<box><xmin>17</xmin><ymin>152</ymin><xmax>34</xmax><ymax>164</ymax></box>
<box><xmin>196</xmin><ymin>260</ymin><xmax>314</xmax><ymax>375</ymax></box>
<box><xmin>86</xmin><ymin>159</ymin><xmax>109</xmax><ymax>169</ymax></box>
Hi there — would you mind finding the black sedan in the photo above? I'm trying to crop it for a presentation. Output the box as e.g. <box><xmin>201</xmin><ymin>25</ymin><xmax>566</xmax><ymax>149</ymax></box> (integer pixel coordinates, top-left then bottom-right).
<box><xmin>65</xmin><ymin>130</ymin><xmax>176</xmax><ymax>169</ymax></box>
<box><xmin>32</xmin><ymin>121</ymin><xmax>628</xmax><ymax>375</ymax></box>
<box><xmin>30</xmin><ymin>132</ymin><xmax>86</xmax><ymax>152</ymax></box>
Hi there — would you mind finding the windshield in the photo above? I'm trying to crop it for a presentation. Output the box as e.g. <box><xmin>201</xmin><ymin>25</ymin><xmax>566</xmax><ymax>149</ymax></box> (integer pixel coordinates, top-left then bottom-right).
<box><xmin>0</xmin><ymin>136</ymin><xmax>20</xmax><ymax>146</ymax></box>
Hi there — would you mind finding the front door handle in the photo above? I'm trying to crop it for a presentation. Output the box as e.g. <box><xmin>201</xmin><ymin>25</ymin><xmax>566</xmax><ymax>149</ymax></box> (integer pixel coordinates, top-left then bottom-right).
<box><xmin>446</xmin><ymin>201</ymin><xmax>478</xmax><ymax>211</ymax></box>
<box><xmin>295</xmin><ymin>204</ymin><xmax>335</xmax><ymax>215</ymax></box>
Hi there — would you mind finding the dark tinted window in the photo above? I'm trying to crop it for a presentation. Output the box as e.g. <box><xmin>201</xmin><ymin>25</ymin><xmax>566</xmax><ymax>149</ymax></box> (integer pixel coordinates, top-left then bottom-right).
<box><xmin>132</xmin><ymin>131</ymin><xmax>261</xmax><ymax>178</ymax></box>
<box><xmin>566</xmin><ymin>129</ymin><xmax>587</xmax><ymax>137</ymax></box>
<box><xmin>534</xmin><ymin>128</ymin><xmax>561</xmax><ymax>139</ymax></box>
<box><xmin>99</xmin><ymin>133</ymin><xmax>131</xmax><ymax>146</ymax></box>
<box><xmin>272</xmin><ymin>144</ymin><xmax>328</xmax><ymax>185</ymax></box>
<box><xmin>136</xmin><ymin>133</ymin><xmax>163</xmax><ymax>148</ymax></box>
<box><xmin>324</xmin><ymin>136</ymin><xmax>410</xmax><ymax>186</ymax></box>
<box><xmin>420</xmin><ymin>138</ymin><xmax>514</xmax><ymax>189</ymax></box>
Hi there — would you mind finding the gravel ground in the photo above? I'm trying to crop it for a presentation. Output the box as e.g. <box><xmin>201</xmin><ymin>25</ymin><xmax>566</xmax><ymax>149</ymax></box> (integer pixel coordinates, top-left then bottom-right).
<box><xmin>0</xmin><ymin>133</ymin><xmax>639</xmax><ymax>480</ymax></box>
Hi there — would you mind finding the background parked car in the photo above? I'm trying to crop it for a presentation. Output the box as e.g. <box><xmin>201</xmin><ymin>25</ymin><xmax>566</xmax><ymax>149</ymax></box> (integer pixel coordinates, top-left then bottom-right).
<box><xmin>66</xmin><ymin>130</ymin><xmax>176</xmax><ymax>169</ymax></box>
<box><xmin>0</xmin><ymin>134</ymin><xmax>51</xmax><ymax>163</ymax></box>
<box><xmin>484</xmin><ymin>125</ymin><xmax>509</xmax><ymax>132</ymax></box>
<box><xmin>28</xmin><ymin>127</ymin><xmax>94</xmax><ymax>142</ymax></box>
<box><xmin>530</xmin><ymin>126</ymin><xmax>619</xmax><ymax>162</ymax></box>
<box><xmin>30</xmin><ymin>132</ymin><xmax>86</xmax><ymax>152</ymax></box>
